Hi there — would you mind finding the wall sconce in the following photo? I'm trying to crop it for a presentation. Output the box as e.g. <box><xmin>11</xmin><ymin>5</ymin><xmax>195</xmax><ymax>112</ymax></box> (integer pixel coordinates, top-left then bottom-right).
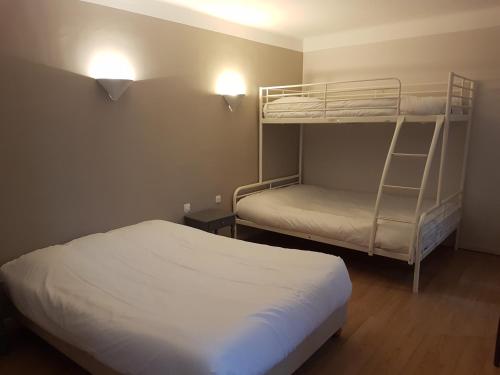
<box><xmin>215</xmin><ymin>71</ymin><xmax>246</xmax><ymax>111</ymax></box>
<box><xmin>88</xmin><ymin>51</ymin><xmax>135</xmax><ymax>101</ymax></box>
<box><xmin>95</xmin><ymin>79</ymin><xmax>133</xmax><ymax>101</ymax></box>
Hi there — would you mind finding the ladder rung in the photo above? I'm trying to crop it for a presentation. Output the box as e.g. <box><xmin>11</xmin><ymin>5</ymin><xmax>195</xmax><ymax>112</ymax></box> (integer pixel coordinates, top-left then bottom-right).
<box><xmin>378</xmin><ymin>216</ymin><xmax>415</xmax><ymax>224</ymax></box>
<box><xmin>383</xmin><ymin>184</ymin><xmax>421</xmax><ymax>191</ymax></box>
<box><xmin>392</xmin><ymin>153</ymin><xmax>428</xmax><ymax>158</ymax></box>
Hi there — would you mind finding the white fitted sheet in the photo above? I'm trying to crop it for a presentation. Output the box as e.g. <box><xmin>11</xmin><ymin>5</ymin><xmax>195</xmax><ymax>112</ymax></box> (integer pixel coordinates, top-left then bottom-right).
<box><xmin>0</xmin><ymin>220</ymin><xmax>351</xmax><ymax>375</ymax></box>
<box><xmin>263</xmin><ymin>95</ymin><xmax>459</xmax><ymax>118</ymax></box>
<box><xmin>236</xmin><ymin>185</ymin><xmax>460</xmax><ymax>254</ymax></box>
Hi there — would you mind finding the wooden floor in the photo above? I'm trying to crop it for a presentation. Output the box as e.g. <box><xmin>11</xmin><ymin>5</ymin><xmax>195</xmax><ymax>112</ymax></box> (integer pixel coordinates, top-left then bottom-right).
<box><xmin>0</xmin><ymin>232</ymin><xmax>499</xmax><ymax>374</ymax></box>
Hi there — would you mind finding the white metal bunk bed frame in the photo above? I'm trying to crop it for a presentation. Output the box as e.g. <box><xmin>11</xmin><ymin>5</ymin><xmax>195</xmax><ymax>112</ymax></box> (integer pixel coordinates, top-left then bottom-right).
<box><xmin>233</xmin><ymin>72</ymin><xmax>475</xmax><ymax>293</ymax></box>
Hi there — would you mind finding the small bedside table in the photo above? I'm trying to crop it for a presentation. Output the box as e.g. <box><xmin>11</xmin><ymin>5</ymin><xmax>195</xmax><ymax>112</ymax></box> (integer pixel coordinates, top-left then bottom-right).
<box><xmin>184</xmin><ymin>209</ymin><xmax>236</xmax><ymax>238</ymax></box>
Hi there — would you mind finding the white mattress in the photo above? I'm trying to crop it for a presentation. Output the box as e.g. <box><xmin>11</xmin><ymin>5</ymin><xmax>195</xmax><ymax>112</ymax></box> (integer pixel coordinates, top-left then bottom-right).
<box><xmin>236</xmin><ymin>185</ymin><xmax>460</xmax><ymax>254</ymax></box>
<box><xmin>263</xmin><ymin>95</ymin><xmax>460</xmax><ymax>118</ymax></box>
<box><xmin>0</xmin><ymin>220</ymin><xmax>351</xmax><ymax>375</ymax></box>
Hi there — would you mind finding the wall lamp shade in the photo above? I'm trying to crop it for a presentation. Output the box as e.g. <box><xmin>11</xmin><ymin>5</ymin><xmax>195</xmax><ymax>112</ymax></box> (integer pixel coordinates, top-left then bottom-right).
<box><xmin>97</xmin><ymin>79</ymin><xmax>133</xmax><ymax>101</ymax></box>
<box><xmin>222</xmin><ymin>94</ymin><xmax>244</xmax><ymax>111</ymax></box>
<box><xmin>215</xmin><ymin>71</ymin><xmax>246</xmax><ymax>111</ymax></box>
<box><xmin>88</xmin><ymin>51</ymin><xmax>135</xmax><ymax>101</ymax></box>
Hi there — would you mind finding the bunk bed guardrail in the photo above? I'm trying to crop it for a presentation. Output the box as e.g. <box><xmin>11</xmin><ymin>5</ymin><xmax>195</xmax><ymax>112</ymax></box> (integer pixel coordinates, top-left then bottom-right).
<box><xmin>261</xmin><ymin>74</ymin><xmax>474</xmax><ymax>120</ymax></box>
<box><xmin>262</xmin><ymin>78</ymin><xmax>403</xmax><ymax>118</ymax></box>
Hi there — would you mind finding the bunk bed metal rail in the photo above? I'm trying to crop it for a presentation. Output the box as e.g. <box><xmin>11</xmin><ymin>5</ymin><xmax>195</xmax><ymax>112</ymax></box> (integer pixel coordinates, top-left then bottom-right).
<box><xmin>260</xmin><ymin>74</ymin><xmax>474</xmax><ymax>124</ymax></box>
<box><xmin>233</xmin><ymin>175</ymin><xmax>300</xmax><ymax>209</ymax></box>
<box><xmin>261</xmin><ymin>78</ymin><xmax>403</xmax><ymax>120</ymax></box>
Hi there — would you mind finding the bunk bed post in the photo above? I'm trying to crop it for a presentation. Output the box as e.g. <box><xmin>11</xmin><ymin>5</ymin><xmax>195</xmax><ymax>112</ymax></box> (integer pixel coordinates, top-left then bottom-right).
<box><xmin>454</xmin><ymin>227</ymin><xmax>461</xmax><ymax>251</ymax></box>
<box><xmin>413</xmin><ymin>249</ymin><xmax>421</xmax><ymax>294</ymax></box>
<box><xmin>436</xmin><ymin>72</ymin><xmax>454</xmax><ymax>204</ymax></box>
<box><xmin>259</xmin><ymin>87</ymin><xmax>264</xmax><ymax>183</ymax></box>
<box><xmin>233</xmin><ymin>222</ymin><xmax>238</xmax><ymax>239</ymax></box>
<box><xmin>396</xmin><ymin>79</ymin><xmax>402</xmax><ymax>114</ymax></box>
<box><xmin>299</xmin><ymin>124</ymin><xmax>304</xmax><ymax>184</ymax></box>
<box><xmin>455</xmin><ymin>79</ymin><xmax>475</xmax><ymax>251</ymax></box>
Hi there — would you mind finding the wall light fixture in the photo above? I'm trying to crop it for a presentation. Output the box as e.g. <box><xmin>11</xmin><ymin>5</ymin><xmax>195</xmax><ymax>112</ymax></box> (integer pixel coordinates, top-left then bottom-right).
<box><xmin>88</xmin><ymin>51</ymin><xmax>135</xmax><ymax>101</ymax></box>
<box><xmin>215</xmin><ymin>71</ymin><xmax>246</xmax><ymax>111</ymax></box>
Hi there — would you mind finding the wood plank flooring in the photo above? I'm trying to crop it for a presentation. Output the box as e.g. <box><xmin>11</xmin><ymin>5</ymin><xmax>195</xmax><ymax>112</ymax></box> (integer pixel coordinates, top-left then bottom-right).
<box><xmin>0</xmin><ymin>232</ymin><xmax>498</xmax><ymax>374</ymax></box>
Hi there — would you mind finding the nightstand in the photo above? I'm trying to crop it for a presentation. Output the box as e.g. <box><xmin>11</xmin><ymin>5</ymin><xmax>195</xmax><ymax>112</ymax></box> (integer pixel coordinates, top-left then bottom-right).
<box><xmin>184</xmin><ymin>209</ymin><xmax>236</xmax><ymax>237</ymax></box>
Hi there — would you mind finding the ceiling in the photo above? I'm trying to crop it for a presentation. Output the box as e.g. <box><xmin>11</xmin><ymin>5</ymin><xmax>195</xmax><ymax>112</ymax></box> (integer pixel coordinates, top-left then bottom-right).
<box><xmin>159</xmin><ymin>0</ymin><xmax>500</xmax><ymax>38</ymax></box>
<box><xmin>83</xmin><ymin>0</ymin><xmax>500</xmax><ymax>51</ymax></box>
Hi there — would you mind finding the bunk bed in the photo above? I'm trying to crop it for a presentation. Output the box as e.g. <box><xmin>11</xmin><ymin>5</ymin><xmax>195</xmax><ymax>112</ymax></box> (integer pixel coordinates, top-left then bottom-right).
<box><xmin>233</xmin><ymin>72</ymin><xmax>475</xmax><ymax>293</ymax></box>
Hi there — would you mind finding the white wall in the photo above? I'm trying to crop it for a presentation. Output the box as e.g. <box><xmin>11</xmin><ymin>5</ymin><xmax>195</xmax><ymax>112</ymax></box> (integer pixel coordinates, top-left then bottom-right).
<box><xmin>303</xmin><ymin>26</ymin><xmax>500</xmax><ymax>255</ymax></box>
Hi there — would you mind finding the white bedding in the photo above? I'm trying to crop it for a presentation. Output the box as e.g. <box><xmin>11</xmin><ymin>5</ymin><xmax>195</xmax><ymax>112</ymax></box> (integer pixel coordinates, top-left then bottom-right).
<box><xmin>0</xmin><ymin>220</ymin><xmax>351</xmax><ymax>375</ymax></box>
<box><xmin>263</xmin><ymin>95</ymin><xmax>459</xmax><ymax>118</ymax></box>
<box><xmin>236</xmin><ymin>185</ymin><xmax>459</xmax><ymax>254</ymax></box>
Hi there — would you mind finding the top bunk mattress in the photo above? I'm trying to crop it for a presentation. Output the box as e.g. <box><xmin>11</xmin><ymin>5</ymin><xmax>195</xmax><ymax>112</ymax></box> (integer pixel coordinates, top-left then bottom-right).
<box><xmin>236</xmin><ymin>185</ymin><xmax>460</xmax><ymax>254</ymax></box>
<box><xmin>263</xmin><ymin>95</ymin><xmax>460</xmax><ymax>119</ymax></box>
<box><xmin>0</xmin><ymin>220</ymin><xmax>351</xmax><ymax>375</ymax></box>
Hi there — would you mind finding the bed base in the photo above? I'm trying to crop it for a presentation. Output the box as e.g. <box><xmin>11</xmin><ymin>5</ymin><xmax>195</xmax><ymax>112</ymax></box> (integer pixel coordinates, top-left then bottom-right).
<box><xmin>16</xmin><ymin>311</ymin><xmax>118</xmax><ymax>375</ymax></box>
<box><xmin>15</xmin><ymin>304</ymin><xmax>347</xmax><ymax>375</ymax></box>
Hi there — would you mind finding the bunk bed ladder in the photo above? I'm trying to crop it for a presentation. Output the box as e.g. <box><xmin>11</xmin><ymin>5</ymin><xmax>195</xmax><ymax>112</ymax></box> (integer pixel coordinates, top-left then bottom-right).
<box><xmin>369</xmin><ymin>115</ymin><xmax>445</xmax><ymax>293</ymax></box>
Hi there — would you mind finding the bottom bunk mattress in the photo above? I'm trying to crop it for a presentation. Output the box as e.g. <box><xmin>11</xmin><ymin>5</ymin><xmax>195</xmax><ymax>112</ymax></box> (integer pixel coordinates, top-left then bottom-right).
<box><xmin>236</xmin><ymin>185</ymin><xmax>460</xmax><ymax>254</ymax></box>
<box><xmin>0</xmin><ymin>220</ymin><xmax>351</xmax><ymax>375</ymax></box>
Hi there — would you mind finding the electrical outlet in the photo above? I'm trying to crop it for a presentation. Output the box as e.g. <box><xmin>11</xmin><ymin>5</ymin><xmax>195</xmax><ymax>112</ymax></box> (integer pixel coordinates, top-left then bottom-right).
<box><xmin>215</xmin><ymin>195</ymin><xmax>222</xmax><ymax>204</ymax></box>
<box><xmin>183</xmin><ymin>203</ymin><xmax>191</xmax><ymax>213</ymax></box>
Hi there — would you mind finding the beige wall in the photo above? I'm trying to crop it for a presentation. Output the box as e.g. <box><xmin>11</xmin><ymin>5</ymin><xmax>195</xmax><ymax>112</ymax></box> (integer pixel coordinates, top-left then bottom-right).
<box><xmin>303</xmin><ymin>27</ymin><xmax>500</xmax><ymax>255</ymax></box>
<box><xmin>1</xmin><ymin>0</ymin><xmax>497</xmax><ymax>262</ymax></box>
<box><xmin>0</xmin><ymin>0</ymin><xmax>302</xmax><ymax>264</ymax></box>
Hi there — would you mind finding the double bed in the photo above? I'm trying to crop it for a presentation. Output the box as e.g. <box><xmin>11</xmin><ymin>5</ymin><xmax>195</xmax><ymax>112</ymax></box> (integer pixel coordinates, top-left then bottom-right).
<box><xmin>0</xmin><ymin>220</ymin><xmax>352</xmax><ymax>375</ymax></box>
